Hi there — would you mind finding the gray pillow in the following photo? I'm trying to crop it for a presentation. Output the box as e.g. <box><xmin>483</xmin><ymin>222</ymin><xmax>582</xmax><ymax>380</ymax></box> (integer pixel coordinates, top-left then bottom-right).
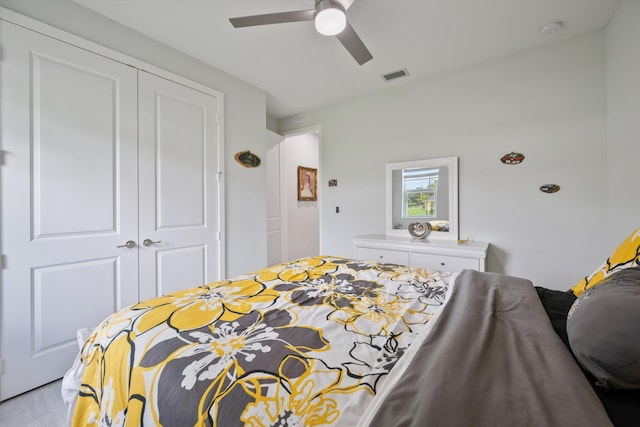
<box><xmin>567</xmin><ymin>266</ymin><xmax>640</xmax><ymax>390</ymax></box>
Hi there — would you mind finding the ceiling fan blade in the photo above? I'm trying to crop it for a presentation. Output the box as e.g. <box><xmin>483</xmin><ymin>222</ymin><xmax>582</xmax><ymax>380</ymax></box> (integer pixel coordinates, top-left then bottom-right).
<box><xmin>336</xmin><ymin>22</ymin><xmax>373</xmax><ymax>65</ymax></box>
<box><xmin>336</xmin><ymin>0</ymin><xmax>356</xmax><ymax>11</ymax></box>
<box><xmin>229</xmin><ymin>10</ymin><xmax>315</xmax><ymax>28</ymax></box>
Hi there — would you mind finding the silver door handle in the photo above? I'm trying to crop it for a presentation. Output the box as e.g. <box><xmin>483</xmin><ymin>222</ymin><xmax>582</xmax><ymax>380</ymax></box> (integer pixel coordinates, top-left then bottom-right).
<box><xmin>143</xmin><ymin>239</ymin><xmax>162</xmax><ymax>247</ymax></box>
<box><xmin>117</xmin><ymin>240</ymin><xmax>136</xmax><ymax>249</ymax></box>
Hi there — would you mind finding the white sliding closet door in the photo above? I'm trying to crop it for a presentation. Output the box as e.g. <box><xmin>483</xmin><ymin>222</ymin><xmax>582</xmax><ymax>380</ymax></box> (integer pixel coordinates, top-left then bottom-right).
<box><xmin>0</xmin><ymin>21</ymin><xmax>139</xmax><ymax>400</ymax></box>
<box><xmin>137</xmin><ymin>72</ymin><xmax>221</xmax><ymax>300</ymax></box>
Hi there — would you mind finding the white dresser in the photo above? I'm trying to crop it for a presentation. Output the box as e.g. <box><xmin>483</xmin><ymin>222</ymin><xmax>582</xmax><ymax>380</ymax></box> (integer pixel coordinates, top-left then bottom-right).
<box><xmin>353</xmin><ymin>234</ymin><xmax>489</xmax><ymax>272</ymax></box>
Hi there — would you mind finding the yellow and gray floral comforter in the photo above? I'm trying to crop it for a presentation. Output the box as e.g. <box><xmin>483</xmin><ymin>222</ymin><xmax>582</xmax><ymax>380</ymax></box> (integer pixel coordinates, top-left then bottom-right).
<box><xmin>66</xmin><ymin>256</ymin><xmax>453</xmax><ymax>426</ymax></box>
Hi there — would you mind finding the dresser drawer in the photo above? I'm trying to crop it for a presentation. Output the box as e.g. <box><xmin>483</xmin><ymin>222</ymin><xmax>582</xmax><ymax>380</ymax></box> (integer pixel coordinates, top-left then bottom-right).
<box><xmin>356</xmin><ymin>247</ymin><xmax>409</xmax><ymax>266</ymax></box>
<box><xmin>353</xmin><ymin>235</ymin><xmax>488</xmax><ymax>272</ymax></box>
<box><xmin>410</xmin><ymin>252</ymin><xmax>479</xmax><ymax>272</ymax></box>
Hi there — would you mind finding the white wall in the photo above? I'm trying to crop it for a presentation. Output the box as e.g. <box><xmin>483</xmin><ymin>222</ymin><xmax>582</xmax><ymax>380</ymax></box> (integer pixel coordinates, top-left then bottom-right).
<box><xmin>0</xmin><ymin>0</ymin><xmax>268</xmax><ymax>276</ymax></box>
<box><xmin>5</xmin><ymin>1</ymin><xmax>633</xmax><ymax>288</ymax></box>
<box><xmin>282</xmin><ymin>132</ymin><xmax>320</xmax><ymax>260</ymax></box>
<box><xmin>281</xmin><ymin>32</ymin><xmax>608</xmax><ymax>290</ymax></box>
<box><xmin>605</xmin><ymin>0</ymin><xmax>640</xmax><ymax>248</ymax></box>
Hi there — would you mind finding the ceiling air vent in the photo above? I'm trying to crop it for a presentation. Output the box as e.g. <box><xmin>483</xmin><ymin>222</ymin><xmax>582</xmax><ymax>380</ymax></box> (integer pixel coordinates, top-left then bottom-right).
<box><xmin>382</xmin><ymin>68</ymin><xmax>409</xmax><ymax>81</ymax></box>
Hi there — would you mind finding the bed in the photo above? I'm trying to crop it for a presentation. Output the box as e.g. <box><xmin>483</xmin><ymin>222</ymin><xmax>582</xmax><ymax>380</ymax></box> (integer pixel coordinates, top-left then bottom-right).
<box><xmin>62</xmin><ymin>228</ymin><xmax>640</xmax><ymax>426</ymax></box>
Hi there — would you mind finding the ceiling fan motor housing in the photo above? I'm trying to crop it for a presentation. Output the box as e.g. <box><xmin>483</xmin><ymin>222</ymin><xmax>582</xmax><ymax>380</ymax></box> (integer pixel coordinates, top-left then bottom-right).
<box><xmin>316</xmin><ymin>0</ymin><xmax>346</xmax><ymax>13</ymax></box>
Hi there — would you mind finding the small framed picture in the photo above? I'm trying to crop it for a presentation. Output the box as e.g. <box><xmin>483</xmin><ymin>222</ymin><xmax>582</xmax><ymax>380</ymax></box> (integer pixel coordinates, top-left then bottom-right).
<box><xmin>297</xmin><ymin>166</ymin><xmax>317</xmax><ymax>201</ymax></box>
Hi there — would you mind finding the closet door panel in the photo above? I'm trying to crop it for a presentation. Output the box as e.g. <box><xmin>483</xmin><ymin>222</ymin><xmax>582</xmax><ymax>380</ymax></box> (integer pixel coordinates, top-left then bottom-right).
<box><xmin>155</xmin><ymin>91</ymin><xmax>206</xmax><ymax>228</ymax></box>
<box><xmin>0</xmin><ymin>21</ymin><xmax>138</xmax><ymax>400</ymax></box>
<box><xmin>33</xmin><ymin>53</ymin><xmax>119</xmax><ymax>235</ymax></box>
<box><xmin>157</xmin><ymin>245</ymin><xmax>206</xmax><ymax>295</ymax></box>
<box><xmin>32</xmin><ymin>258</ymin><xmax>118</xmax><ymax>352</ymax></box>
<box><xmin>138</xmin><ymin>71</ymin><xmax>221</xmax><ymax>300</ymax></box>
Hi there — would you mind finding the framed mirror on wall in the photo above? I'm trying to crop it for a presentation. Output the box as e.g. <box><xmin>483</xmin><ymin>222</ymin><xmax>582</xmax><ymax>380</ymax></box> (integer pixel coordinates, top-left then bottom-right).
<box><xmin>385</xmin><ymin>157</ymin><xmax>458</xmax><ymax>240</ymax></box>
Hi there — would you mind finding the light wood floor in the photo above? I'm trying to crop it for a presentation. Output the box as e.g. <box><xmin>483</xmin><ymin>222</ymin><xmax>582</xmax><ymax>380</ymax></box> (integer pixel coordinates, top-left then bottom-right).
<box><xmin>0</xmin><ymin>379</ymin><xmax>67</xmax><ymax>426</ymax></box>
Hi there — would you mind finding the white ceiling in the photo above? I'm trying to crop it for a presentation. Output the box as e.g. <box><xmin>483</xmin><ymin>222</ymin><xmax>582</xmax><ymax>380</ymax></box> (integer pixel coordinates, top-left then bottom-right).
<box><xmin>73</xmin><ymin>0</ymin><xmax>620</xmax><ymax>119</ymax></box>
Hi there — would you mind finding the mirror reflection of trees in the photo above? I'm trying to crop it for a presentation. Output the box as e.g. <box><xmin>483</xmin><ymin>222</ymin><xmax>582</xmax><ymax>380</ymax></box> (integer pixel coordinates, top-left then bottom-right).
<box><xmin>403</xmin><ymin>168</ymin><xmax>438</xmax><ymax>218</ymax></box>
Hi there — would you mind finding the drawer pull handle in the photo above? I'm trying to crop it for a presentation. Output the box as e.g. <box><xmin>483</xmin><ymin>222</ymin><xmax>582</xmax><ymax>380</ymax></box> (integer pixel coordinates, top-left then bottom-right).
<box><xmin>440</xmin><ymin>262</ymin><xmax>445</xmax><ymax>266</ymax></box>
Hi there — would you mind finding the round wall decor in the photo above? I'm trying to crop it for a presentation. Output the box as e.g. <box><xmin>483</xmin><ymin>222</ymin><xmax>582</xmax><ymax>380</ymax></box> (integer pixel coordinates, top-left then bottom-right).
<box><xmin>500</xmin><ymin>152</ymin><xmax>525</xmax><ymax>164</ymax></box>
<box><xmin>234</xmin><ymin>150</ymin><xmax>261</xmax><ymax>168</ymax></box>
<box><xmin>540</xmin><ymin>184</ymin><xmax>561</xmax><ymax>193</ymax></box>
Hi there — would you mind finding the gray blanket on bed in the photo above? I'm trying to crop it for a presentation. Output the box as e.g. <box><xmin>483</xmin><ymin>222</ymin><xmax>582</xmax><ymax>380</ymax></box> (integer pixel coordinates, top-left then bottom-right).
<box><xmin>368</xmin><ymin>269</ymin><xmax>613</xmax><ymax>427</ymax></box>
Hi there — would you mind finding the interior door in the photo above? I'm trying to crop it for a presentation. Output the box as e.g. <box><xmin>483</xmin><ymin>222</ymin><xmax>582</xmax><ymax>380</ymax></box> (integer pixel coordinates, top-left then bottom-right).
<box><xmin>137</xmin><ymin>71</ymin><xmax>222</xmax><ymax>300</ymax></box>
<box><xmin>0</xmin><ymin>21</ymin><xmax>139</xmax><ymax>400</ymax></box>
<box><xmin>266</xmin><ymin>130</ymin><xmax>284</xmax><ymax>266</ymax></box>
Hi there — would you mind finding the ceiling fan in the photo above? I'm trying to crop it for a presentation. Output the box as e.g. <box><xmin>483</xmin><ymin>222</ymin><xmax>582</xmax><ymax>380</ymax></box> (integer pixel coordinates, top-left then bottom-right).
<box><xmin>229</xmin><ymin>0</ymin><xmax>373</xmax><ymax>65</ymax></box>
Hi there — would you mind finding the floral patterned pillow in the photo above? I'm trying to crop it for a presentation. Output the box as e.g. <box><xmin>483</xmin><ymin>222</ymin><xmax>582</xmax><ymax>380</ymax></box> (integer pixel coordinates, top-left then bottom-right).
<box><xmin>570</xmin><ymin>227</ymin><xmax>640</xmax><ymax>297</ymax></box>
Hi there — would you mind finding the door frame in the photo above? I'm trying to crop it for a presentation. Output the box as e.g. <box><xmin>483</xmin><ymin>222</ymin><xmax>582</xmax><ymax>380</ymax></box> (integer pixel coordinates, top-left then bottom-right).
<box><xmin>281</xmin><ymin>125</ymin><xmax>323</xmax><ymax>260</ymax></box>
<box><xmin>265</xmin><ymin>129</ymin><xmax>285</xmax><ymax>265</ymax></box>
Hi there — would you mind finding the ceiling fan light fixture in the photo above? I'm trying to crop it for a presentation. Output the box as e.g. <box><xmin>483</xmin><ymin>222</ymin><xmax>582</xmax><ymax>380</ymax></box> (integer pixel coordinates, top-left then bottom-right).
<box><xmin>315</xmin><ymin>1</ymin><xmax>346</xmax><ymax>36</ymax></box>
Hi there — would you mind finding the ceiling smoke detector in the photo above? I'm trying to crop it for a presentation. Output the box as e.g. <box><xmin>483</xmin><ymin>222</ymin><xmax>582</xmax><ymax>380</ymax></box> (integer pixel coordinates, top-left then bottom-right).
<box><xmin>540</xmin><ymin>21</ymin><xmax>563</xmax><ymax>35</ymax></box>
